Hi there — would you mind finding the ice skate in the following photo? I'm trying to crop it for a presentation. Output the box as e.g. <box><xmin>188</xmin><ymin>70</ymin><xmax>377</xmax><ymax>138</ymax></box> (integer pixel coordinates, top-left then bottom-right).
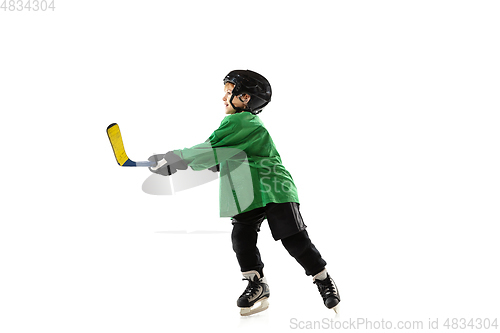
<box><xmin>237</xmin><ymin>270</ymin><xmax>270</xmax><ymax>316</ymax></box>
<box><xmin>313</xmin><ymin>269</ymin><xmax>340</xmax><ymax>313</ymax></box>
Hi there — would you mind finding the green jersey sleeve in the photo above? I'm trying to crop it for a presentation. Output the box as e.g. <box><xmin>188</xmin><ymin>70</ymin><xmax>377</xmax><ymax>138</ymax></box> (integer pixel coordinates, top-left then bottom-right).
<box><xmin>172</xmin><ymin>114</ymin><xmax>253</xmax><ymax>171</ymax></box>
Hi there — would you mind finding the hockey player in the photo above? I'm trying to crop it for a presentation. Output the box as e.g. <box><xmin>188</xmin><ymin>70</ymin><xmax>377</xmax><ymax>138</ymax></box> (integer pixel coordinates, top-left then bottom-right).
<box><xmin>149</xmin><ymin>70</ymin><xmax>340</xmax><ymax>316</ymax></box>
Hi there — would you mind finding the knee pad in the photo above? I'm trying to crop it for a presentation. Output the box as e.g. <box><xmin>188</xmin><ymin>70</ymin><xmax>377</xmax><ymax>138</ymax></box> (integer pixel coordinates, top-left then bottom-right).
<box><xmin>231</xmin><ymin>223</ymin><xmax>259</xmax><ymax>253</ymax></box>
<box><xmin>281</xmin><ymin>230</ymin><xmax>312</xmax><ymax>258</ymax></box>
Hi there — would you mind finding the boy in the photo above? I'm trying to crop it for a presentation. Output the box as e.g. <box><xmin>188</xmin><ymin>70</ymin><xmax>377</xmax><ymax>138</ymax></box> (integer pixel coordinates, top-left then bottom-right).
<box><xmin>149</xmin><ymin>70</ymin><xmax>340</xmax><ymax>316</ymax></box>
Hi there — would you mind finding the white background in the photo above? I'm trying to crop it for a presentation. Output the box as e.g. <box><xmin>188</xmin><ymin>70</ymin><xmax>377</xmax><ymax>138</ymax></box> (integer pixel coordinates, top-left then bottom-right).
<box><xmin>1</xmin><ymin>1</ymin><xmax>499</xmax><ymax>332</ymax></box>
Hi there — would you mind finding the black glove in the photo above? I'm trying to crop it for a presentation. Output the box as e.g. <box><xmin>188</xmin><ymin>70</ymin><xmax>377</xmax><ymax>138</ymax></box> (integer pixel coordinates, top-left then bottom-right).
<box><xmin>208</xmin><ymin>164</ymin><xmax>220</xmax><ymax>172</ymax></box>
<box><xmin>148</xmin><ymin>151</ymin><xmax>188</xmax><ymax>176</ymax></box>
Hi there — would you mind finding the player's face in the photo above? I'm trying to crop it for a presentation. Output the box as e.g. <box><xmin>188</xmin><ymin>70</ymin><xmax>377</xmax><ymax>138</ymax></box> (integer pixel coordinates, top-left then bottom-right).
<box><xmin>223</xmin><ymin>83</ymin><xmax>248</xmax><ymax>114</ymax></box>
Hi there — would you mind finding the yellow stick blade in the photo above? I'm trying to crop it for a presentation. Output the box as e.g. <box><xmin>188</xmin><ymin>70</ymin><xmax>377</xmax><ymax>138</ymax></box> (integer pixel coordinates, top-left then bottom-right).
<box><xmin>106</xmin><ymin>123</ymin><xmax>129</xmax><ymax>166</ymax></box>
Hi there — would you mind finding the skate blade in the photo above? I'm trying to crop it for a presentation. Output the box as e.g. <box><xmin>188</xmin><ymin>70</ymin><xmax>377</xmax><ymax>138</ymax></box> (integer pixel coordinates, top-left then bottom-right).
<box><xmin>240</xmin><ymin>298</ymin><xmax>269</xmax><ymax>316</ymax></box>
<box><xmin>332</xmin><ymin>303</ymin><xmax>340</xmax><ymax>314</ymax></box>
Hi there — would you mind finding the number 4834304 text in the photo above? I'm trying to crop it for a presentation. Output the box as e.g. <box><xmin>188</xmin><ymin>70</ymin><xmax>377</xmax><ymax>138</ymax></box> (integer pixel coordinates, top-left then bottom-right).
<box><xmin>1</xmin><ymin>0</ymin><xmax>55</xmax><ymax>11</ymax></box>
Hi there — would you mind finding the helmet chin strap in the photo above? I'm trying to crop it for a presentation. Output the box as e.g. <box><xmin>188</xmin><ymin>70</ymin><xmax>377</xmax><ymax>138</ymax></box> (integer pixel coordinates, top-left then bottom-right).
<box><xmin>229</xmin><ymin>94</ymin><xmax>251</xmax><ymax>114</ymax></box>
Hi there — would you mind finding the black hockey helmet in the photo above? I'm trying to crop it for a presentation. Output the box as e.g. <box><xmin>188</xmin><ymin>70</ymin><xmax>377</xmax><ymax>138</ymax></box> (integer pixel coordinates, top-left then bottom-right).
<box><xmin>223</xmin><ymin>70</ymin><xmax>272</xmax><ymax>115</ymax></box>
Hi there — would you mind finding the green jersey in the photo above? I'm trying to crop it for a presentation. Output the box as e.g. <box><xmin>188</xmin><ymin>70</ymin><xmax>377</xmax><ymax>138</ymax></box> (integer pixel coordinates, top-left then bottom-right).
<box><xmin>173</xmin><ymin>112</ymin><xmax>299</xmax><ymax>217</ymax></box>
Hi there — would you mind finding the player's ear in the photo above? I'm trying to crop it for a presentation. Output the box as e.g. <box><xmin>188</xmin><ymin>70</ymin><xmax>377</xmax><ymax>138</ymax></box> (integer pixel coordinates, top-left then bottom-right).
<box><xmin>239</xmin><ymin>94</ymin><xmax>251</xmax><ymax>104</ymax></box>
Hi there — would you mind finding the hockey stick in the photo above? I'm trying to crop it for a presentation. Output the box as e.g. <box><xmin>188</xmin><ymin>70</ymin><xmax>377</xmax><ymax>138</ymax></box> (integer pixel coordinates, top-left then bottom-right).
<box><xmin>106</xmin><ymin>123</ymin><xmax>167</xmax><ymax>169</ymax></box>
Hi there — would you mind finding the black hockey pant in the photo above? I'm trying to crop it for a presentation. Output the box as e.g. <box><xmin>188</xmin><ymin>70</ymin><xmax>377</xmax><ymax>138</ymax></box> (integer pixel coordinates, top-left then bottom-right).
<box><xmin>231</xmin><ymin>224</ymin><xmax>327</xmax><ymax>277</ymax></box>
